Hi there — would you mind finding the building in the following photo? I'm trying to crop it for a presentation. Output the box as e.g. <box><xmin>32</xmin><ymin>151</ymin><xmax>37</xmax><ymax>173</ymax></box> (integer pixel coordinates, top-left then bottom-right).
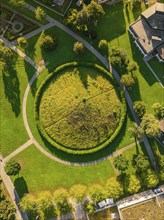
<box><xmin>129</xmin><ymin>2</ymin><xmax>164</xmax><ymax>62</ymax></box>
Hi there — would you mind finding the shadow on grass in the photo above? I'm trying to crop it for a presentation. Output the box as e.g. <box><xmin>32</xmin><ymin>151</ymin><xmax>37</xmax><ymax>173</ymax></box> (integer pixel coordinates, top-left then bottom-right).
<box><xmin>25</xmin><ymin>34</ymin><xmax>40</xmax><ymax>61</ymax></box>
<box><xmin>129</xmin><ymin>33</ymin><xmax>157</xmax><ymax>86</ymax></box>
<box><xmin>24</xmin><ymin>60</ymin><xmax>37</xmax><ymax>96</ymax></box>
<box><xmin>14</xmin><ymin>177</ymin><xmax>29</xmax><ymax>198</ymax></box>
<box><xmin>2</xmin><ymin>66</ymin><xmax>20</xmax><ymax>117</ymax></box>
<box><xmin>132</xmin><ymin>1</ymin><xmax>142</xmax><ymax>20</ymax></box>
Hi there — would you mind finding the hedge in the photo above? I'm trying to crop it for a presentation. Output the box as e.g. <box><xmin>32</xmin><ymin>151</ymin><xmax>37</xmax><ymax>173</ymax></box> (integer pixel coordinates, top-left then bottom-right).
<box><xmin>34</xmin><ymin>62</ymin><xmax>127</xmax><ymax>155</ymax></box>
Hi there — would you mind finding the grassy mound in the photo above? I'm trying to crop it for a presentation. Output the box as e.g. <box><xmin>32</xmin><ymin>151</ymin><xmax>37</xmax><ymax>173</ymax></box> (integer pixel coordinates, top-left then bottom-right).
<box><xmin>35</xmin><ymin>62</ymin><xmax>126</xmax><ymax>155</ymax></box>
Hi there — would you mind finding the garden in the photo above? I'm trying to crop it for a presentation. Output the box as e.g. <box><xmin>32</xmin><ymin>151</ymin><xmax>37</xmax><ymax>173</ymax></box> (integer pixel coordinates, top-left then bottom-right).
<box><xmin>121</xmin><ymin>198</ymin><xmax>164</xmax><ymax>220</ymax></box>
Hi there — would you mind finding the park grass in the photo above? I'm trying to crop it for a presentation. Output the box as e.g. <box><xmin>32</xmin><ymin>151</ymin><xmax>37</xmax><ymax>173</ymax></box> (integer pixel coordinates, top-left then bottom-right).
<box><xmin>11</xmin><ymin>144</ymin><xmax>116</xmax><ymax>197</ymax></box>
<box><xmin>22</xmin><ymin>25</ymin><xmax>103</xmax><ymax>72</ymax></box>
<box><xmin>121</xmin><ymin>198</ymin><xmax>164</xmax><ymax>220</ymax></box>
<box><xmin>39</xmin><ymin>66</ymin><xmax>122</xmax><ymax>150</ymax></box>
<box><xmin>0</xmin><ymin>56</ymin><xmax>35</xmax><ymax>157</ymax></box>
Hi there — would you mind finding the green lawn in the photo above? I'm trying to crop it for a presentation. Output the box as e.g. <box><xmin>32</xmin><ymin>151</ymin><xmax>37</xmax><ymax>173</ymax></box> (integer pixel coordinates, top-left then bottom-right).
<box><xmin>11</xmin><ymin>145</ymin><xmax>116</xmax><ymax>197</ymax></box>
<box><xmin>148</xmin><ymin>58</ymin><xmax>164</xmax><ymax>84</ymax></box>
<box><xmin>0</xmin><ymin>56</ymin><xmax>35</xmax><ymax>157</ymax></box>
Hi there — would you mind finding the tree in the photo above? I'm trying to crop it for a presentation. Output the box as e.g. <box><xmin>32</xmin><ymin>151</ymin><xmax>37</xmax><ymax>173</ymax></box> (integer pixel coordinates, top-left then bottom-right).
<box><xmin>20</xmin><ymin>194</ymin><xmax>37</xmax><ymax>219</ymax></box>
<box><xmin>73</xmin><ymin>41</ymin><xmax>85</xmax><ymax>55</ymax></box>
<box><xmin>105</xmin><ymin>177</ymin><xmax>123</xmax><ymax>199</ymax></box>
<box><xmin>54</xmin><ymin>188</ymin><xmax>70</xmax><ymax>215</ymax></box>
<box><xmin>132</xmin><ymin>154</ymin><xmax>150</xmax><ymax>172</ymax></box>
<box><xmin>142</xmin><ymin>169</ymin><xmax>159</xmax><ymax>188</ymax></box>
<box><xmin>9</xmin><ymin>0</ymin><xmax>25</xmax><ymax>7</ymax></box>
<box><xmin>158</xmin><ymin>156</ymin><xmax>164</xmax><ymax>168</ymax></box>
<box><xmin>70</xmin><ymin>184</ymin><xmax>86</xmax><ymax>202</ymax></box>
<box><xmin>35</xmin><ymin>7</ymin><xmax>45</xmax><ymax>21</ymax></box>
<box><xmin>17</xmin><ymin>37</ymin><xmax>28</xmax><ymax>48</ymax></box>
<box><xmin>5</xmin><ymin>160</ymin><xmax>21</xmax><ymax>176</ymax></box>
<box><xmin>98</xmin><ymin>39</ymin><xmax>108</xmax><ymax>56</ymax></box>
<box><xmin>133</xmin><ymin>101</ymin><xmax>146</xmax><ymax>118</ymax></box>
<box><xmin>141</xmin><ymin>114</ymin><xmax>161</xmax><ymax>137</ymax></box>
<box><xmin>109</xmin><ymin>46</ymin><xmax>128</xmax><ymax>68</ymax></box>
<box><xmin>0</xmin><ymin>42</ymin><xmax>14</xmax><ymax>65</ymax></box>
<box><xmin>124</xmin><ymin>175</ymin><xmax>141</xmax><ymax>194</ymax></box>
<box><xmin>127</xmin><ymin>60</ymin><xmax>137</xmax><ymax>74</ymax></box>
<box><xmin>0</xmin><ymin>200</ymin><xmax>16</xmax><ymax>220</ymax></box>
<box><xmin>76</xmin><ymin>8</ymin><xmax>89</xmax><ymax>30</ymax></box>
<box><xmin>113</xmin><ymin>154</ymin><xmax>129</xmax><ymax>174</ymax></box>
<box><xmin>39</xmin><ymin>34</ymin><xmax>57</xmax><ymax>51</ymax></box>
<box><xmin>84</xmin><ymin>201</ymin><xmax>95</xmax><ymax>214</ymax></box>
<box><xmin>89</xmin><ymin>184</ymin><xmax>105</xmax><ymax>202</ymax></box>
<box><xmin>129</xmin><ymin>123</ymin><xmax>144</xmax><ymax>144</ymax></box>
<box><xmin>87</xmin><ymin>1</ymin><xmax>105</xmax><ymax>24</ymax></box>
<box><xmin>120</xmin><ymin>74</ymin><xmax>135</xmax><ymax>89</ymax></box>
<box><xmin>67</xmin><ymin>9</ymin><xmax>78</xmax><ymax>30</ymax></box>
<box><xmin>152</xmin><ymin>103</ymin><xmax>164</xmax><ymax>119</ymax></box>
<box><xmin>37</xmin><ymin>192</ymin><xmax>53</xmax><ymax>220</ymax></box>
<box><xmin>159</xmin><ymin>170</ymin><xmax>164</xmax><ymax>182</ymax></box>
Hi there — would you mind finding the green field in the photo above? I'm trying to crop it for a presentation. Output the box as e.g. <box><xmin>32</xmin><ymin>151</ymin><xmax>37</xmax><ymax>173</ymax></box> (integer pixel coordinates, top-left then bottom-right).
<box><xmin>0</xmin><ymin>56</ymin><xmax>35</xmax><ymax>157</ymax></box>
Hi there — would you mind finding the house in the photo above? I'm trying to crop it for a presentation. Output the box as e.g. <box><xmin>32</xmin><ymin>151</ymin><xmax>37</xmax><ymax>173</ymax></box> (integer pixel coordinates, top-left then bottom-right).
<box><xmin>129</xmin><ymin>2</ymin><xmax>164</xmax><ymax>62</ymax></box>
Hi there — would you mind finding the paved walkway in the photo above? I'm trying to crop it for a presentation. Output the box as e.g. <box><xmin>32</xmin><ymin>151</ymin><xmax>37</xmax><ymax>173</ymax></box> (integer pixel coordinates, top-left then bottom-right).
<box><xmin>3</xmin><ymin>139</ymin><xmax>33</xmax><ymax>163</ymax></box>
<box><xmin>0</xmin><ymin>161</ymin><xmax>28</xmax><ymax>220</ymax></box>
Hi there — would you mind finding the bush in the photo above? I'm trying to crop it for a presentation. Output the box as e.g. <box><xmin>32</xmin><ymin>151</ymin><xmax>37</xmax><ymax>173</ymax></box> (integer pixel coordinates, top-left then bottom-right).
<box><xmin>5</xmin><ymin>160</ymin><xmax>21</xmax><ymax>176</ymax></box>
<box><xmin>39</xmin><ymin>34</ymin><xmax>57</xmax><ymax>51</ymax></box>
<box><xmin>121</xmin><ymin>74</ymin><xmax>135</xmax><ymax>89</ymax></box>
<box><xmin>73</xmin><ymin>41</ymin><xmax>85</xmax><ymax>55</ymax></box>
<box><xmin>17</xmin><ymin>37</ymin><xmax>28</xmax><ymax>48</ymax></box>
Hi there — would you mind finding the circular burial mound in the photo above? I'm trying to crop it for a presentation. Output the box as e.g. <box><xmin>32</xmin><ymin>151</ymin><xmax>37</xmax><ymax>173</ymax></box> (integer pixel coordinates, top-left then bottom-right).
<box><xmin>35</xmin><ymin>63</ymin><xmax>126</xmax><ymax>155</ymax></box>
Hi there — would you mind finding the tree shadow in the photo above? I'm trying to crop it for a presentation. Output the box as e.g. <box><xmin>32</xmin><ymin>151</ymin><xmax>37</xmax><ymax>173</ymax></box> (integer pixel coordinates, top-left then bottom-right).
<box><xmin>125</xmin><ymin>3</ymin><xmax>131</xmax><ymax>24</ymax></box>
<box><xmin>2</xmin><ymin>66</ymin><xmax>20</xmax><ymax>117</ymax></box>
<box><xmin>14</xmin><ymin>177</ymin><xmax>29</xmax><ymax>198</ymax></box>
<box><xmin>132</xmin><ymin>1</ymin><xmax>142</xmax><ymax>20</ymax></box>
<box><xmin>129</xmin><ymin>33</ymin><xmax>157</xmax><ymax>86</ymax></box>
<box><xmin>24</xmin><ymin>60</ymin><xmax>37</xmax><ymax>96</ymax></box>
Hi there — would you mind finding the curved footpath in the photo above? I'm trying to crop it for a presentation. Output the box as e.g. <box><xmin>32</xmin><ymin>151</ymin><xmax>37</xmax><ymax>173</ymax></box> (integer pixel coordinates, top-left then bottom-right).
<box><xmin>0</xmin><ymin>3</ymin><xmax>158</xmax><ymax>220</ymax></box>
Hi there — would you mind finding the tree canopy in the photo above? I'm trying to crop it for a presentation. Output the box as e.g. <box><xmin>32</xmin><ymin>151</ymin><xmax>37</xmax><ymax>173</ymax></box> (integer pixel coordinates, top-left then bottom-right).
<box><xmin>124</xmin><ymin>175</ymin><xmax>141</xmax><ymax>194</ymax></box>
<box><xmin>133</xmin><ymin>101</ymin><xmax>146</xmax><ymax>118</ymax></box>
<box><xmin>35</xmin><ymin>7</ymin><xmax>45</xmax><ymax>21</ymax></box>
<box><xmin>89</xmin><ymin>184</ymin><xmax>106</xmax><ymax>202</ymax></box>
<box><xmin>105</xmin><ymin>177</ymin><xmax>123</xmax><ymax>199</ymax></box>
<box><xmin>141</xmin><ymin>114</ymin><xmax>161</xmax><ymax>137</ymax></box>
<box><xmin>113</xmin><ymin>154</ymin><xmax>129</xmax><ymax>174</ymax></box>
<box><xmin>70</xmin><ymin>184</ymin><xmax>86</xmax><ymax>202</ymax></box>
<box><xmin>132</xmin><ymin>154</ymin><xmax>150</xmax><ymax>171</ymax></box>
<box><xmin>5</xmin><ymin>160</ymin><xmax>21</xmax><ymax>176</ymax></box>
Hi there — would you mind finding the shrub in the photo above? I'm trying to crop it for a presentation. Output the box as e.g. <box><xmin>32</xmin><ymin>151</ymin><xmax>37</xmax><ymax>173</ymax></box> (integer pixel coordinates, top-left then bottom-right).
<box><xmin>17</xmin><ymin>37</ymin><xmax>28</xmax><ymax>48</ymax></box>
<box><xmin>73</xmin><ymin>41</ymin><xmax>85</xmax><ymax>55</ymax></box>
<box><xmin>120</xmin><ymin>74</ymin><xmax>135</xmax><ymax>89</ymax></box>
<box><xmin>39</xmin><ymin>34</ymin><xmax>57</xmax><ymax>51</ymax></box>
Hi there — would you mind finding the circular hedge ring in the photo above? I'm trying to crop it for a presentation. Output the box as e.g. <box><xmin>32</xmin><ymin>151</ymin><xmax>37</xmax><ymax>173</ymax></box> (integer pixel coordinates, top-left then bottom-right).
<box><xmin>35</xmin><ymin>62</ymin><xmax>126</xmax><ymax>155</ymax></box>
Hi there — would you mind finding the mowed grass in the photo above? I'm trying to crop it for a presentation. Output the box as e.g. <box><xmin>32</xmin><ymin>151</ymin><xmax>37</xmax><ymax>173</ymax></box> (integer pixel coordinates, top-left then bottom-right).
<box><xmin>0</xmin><ymin>56</ymin><xmax>35</xmax><ymax>157</ymax></box>
<box><xmin>121</xmin><ymin>199</ymin><xmax>164</xmax><ymax>220</ymax></box>
<box><xmin>11</xmin><ymin>145</ymin><xmax>116</xmax><ymax>197</ymax></box>
<box><xmin>39</xmin><ymin>66</ymin><xmax>122</xmax><ymax>149</ymax></box>
<box><xmin>22</xmin><ymin>26</ymin><xmax>102</xmax><ymax>72</ymax></box>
